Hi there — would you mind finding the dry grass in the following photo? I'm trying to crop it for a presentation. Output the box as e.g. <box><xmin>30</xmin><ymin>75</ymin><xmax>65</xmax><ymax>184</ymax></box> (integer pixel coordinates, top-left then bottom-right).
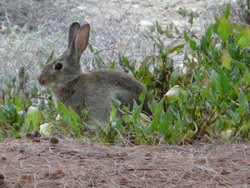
<box><xmin>0</xmin><ymin>137</ymin><xmax>249</xmax><ymax>187</ymax></box>
<box><xmin>0</xmin><ymin>0</ymin><xmax>240</xmax><ymax>90</ymax></box>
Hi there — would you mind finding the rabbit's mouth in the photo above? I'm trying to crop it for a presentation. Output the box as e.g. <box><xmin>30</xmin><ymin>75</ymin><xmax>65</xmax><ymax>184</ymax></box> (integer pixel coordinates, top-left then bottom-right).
<box><xmin>38</xmin><ymin>76</ymin><xmax>50</xmax><ymax>86</ymax></box>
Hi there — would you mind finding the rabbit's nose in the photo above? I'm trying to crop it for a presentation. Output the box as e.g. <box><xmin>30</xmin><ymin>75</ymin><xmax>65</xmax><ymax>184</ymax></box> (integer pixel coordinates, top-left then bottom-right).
<box><xmin>38</xmin><ymin>76</ymin><xmax>47</xmax><ymax>85</ymax></box>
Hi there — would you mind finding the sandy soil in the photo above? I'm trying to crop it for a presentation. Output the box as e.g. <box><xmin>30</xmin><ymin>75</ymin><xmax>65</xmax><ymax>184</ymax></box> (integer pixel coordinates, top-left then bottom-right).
<box><xmin>0</xmin><ymin>137</ymin><xmax>249</xmax><ymax>187</ymax></box>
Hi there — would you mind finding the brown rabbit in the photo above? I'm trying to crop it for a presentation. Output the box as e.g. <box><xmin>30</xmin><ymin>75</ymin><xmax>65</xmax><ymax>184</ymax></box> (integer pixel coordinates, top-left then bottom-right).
<box><xmin>38</xmin><ymin>22</ymin><xmax>151</xmax><ymax>125</ymax></box>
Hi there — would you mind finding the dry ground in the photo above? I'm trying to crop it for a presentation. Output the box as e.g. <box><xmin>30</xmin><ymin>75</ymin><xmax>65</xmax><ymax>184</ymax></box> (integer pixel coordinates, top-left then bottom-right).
<box><xmin>0</xmin><ymin>137</ymin><xmax>249</xmax><ymax>187</ymax></box>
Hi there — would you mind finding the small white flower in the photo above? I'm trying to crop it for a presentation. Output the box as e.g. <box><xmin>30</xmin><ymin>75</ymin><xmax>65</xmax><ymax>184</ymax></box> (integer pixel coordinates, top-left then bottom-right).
<box><xmin>55</xmin><ymin>114</ymin><xmax>62</xmax><ymax>121</ymax></box>
<box><xmin>164</xmin><ymin>85</ymin><xmax>188</xmax><ymax>101</ymax></box>
<box><xmin>40</xmin><ymin>123</ymin><xmax>53</xmax><ymax>136</ymax></box>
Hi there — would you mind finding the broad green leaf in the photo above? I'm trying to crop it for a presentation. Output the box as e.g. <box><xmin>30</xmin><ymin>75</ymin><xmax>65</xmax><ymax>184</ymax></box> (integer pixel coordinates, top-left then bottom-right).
<box><xmin>132</xmin><ymin>102</ymin><xmax>143</xmax><ymax>122</ymax></box>
<box><xmin>139</xmin><ymin>88</ymin><xmax>147</xmax><ymax>103</ymax></box>
<box><xmin>120</xmin><ymin>56</ymin><xmax>130</xmax><ymax>68</ymax></box>
<box><xmin>189</xmin><ymin>40</ymin><xmax>196</xmax><ymax>50</ymax></box>
<box><xmin>13</xmin><ymin>96</ymin><xmax>25</xmax><ymax>112</ymax></box>
<box><xmin>218</xmin><ymin>68</ymin><xmax>231</xmax><ymax>95</ymax></box>
<box><xmin>25</xmin><ymin>106</ymin><xmax>43</xmax><ymax>130</ymax></box>
<box><xmin>237</xmin><ymin>28</ymin><xmax>250</xmax><ymax>48</ymax></box>
<box><xmin>150</xmin><ymin>99</ymin><xmax>164</xmax><ymax>133</ymax></box>
<box><xmin>183</xmin><ymin>31</ymin><xmax>190</xmax><ymax>42</ymax></box>
<box><xmin>218</xmin><ymin>16</ymin><xmax>232</xmax><ymax>41</ymax></box>
<box><xmin>109</xmin><ymin>62</ymin><xmax>116</xmax><ymax>69</ymax></box>
<box><xmin>200</xmin><ymin>37</ymin><xmax>209</xmax><ymax>52</ymax></box>
<box><xmin>194</xmin><ymin>70</ymin><xmax>202</xmax><ymax>84</ymax></box>
<box><xmin>221</xmin><ymin>50</ymin><xmax>232</xmax><ymax>71</ymax></box>
<box><xmin>159</xmin><ymin>113</ymin><xmax>171</xmax><ymax>135</ymax></box>
<box><xmin>211</xmin><ymin>70</ymin><xmax>222</xmax><ymax>95</ymax></box>
<box><xmin>237</xmin><ymin>89</ymin><xmax>248</xmax><ymax>116</ymax></box>
<box><xmin>242</xmin><ymin>69</ymin><xmax>250</xmax><ymax>85</ymax></box>
<box><xmin>56</xmin><ymin>102</ymin><xmax>68</xmax><ymax>117</ymax></box>
<box><xmin>233</xmin><ymin>60</ymin><xmax>248</xmax><ymax>71</ymax></box>
<box><xmin>205</xmin><ymin>25</ymin><xmax>213</xmax><ymax>40</ymax></box>
<box><xmin>68</xmin><ymin>107</ymin><xmax>80</xmax><ymax>123</ymax></box>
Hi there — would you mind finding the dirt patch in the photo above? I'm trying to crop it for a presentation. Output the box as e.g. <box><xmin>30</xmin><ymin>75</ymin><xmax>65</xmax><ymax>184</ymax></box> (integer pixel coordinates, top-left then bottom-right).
<box><xmin>0</xmin><ymin>137</ymin><xmax>249</xmax><ymax>187</ymax></box>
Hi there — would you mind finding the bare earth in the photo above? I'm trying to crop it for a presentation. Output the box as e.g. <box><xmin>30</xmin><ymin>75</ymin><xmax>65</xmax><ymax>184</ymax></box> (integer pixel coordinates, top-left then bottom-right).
<box><xmin>0</xmin><ymin>137</ymin><xmax>249</xmax><ymax>187</ymax></box>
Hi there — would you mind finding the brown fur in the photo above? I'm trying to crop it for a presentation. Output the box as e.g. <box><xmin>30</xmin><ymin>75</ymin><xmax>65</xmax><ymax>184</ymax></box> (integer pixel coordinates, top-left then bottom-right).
<box><xmin>38</xmin><ymin>22</ymin><xmax>151</xmax><ymax>125</ymax></box>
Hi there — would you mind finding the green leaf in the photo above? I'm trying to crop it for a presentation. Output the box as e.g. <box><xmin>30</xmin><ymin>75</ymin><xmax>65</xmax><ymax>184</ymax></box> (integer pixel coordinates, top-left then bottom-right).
<box><xmin>120</xmin><ymin>56</ymin><xmax>130</xmax><ymax>68</ymax></box>
<box><xmin>109</xmin><ymin>62</ymin><xmax>116</xmax><ymax>69</ymax></box>
<box><xmin>165</xmin><ymin>85</ymin><xmax>188</xmax><ymax>101</ymax></box>
<box><xmin>242</xmin><ymin>69</ymin><xmax>250</xmax><ymax>85</ymax></box>
<box><xmin>237</xmin><ymin>27</ymin><xmax>250</xmax><ymax>48</ymax></box>
<box><xmin>224</xmin><ymin>4</ymin><xmax>231</xmax><ymax>19</ymax></box>
<box><xmin>156</xmin><ymin>21</ymin><xmax>164</xmax><ymax>34</ymax></box>
<box><xmin>45</xmin><ymin>51</ymin><xmax>54</xmax><ymax>65</ymax></box>
<box><xmin>211</xmin><ymin>70</ymin><xmax>222</xmax><ymax>95</ymax></box>
<box><xmin>177</xmin><ymin>8</ymin><xmax>186</xmax><ymax>17</ymax></box>
<box><xmin>233</xmin><ymin>60</ymin><xmax>248</xmax><ymax>71</ymax></box>
<box><xmin>159</xmin><ymin>113</ymin><xmax>171</xmax><ymax>135</ymax></box>
<box><xmin>56</xmin><ymin>102</ymin><xmax>69</xmax><ymax>117</ymax></box>
<box><xmin>25</xmin><ymin>106</ymin><xmax>43</xmax><ymax>130</ymax></box>
<box><xmin>183</xmin><ymin>32</ymin><xmax>190</xmax><ymax>42</ymax></box>
<box><xmin>194</xmin><ymin>70</ymin><xmax>202</xmax><ymax>84</ymax></box>
<box><xmin>218</xmin><ymin>16</ymin><xmax>232</xmax><ymax>41</ymax></box>
<box><xmin>218</xmin><ymin>68</ymin><xmax>231</xmax><ymax>95</ymax></box>
<box><xmin>166</xmin><ymin>40</ymin><xmax>185</xmax><ymax>54</ymax></box>
<box><xmin>189</xmin><ymin>40</ymin><xmax>196</xmax><ymax>50</ymax></box>
<box><xmin>237</xmin><ymin>89</ymin><xmax>248</xmax><ymax>116</ymax></box>
<box><xmin>139</xmin><ymin>88</ymin><xmax>147</xmax><ymax>103</ymax></box>
<box><xmin>205</xmin><ymin>25</ymin><xmax>213</xmax><ymax>40</ymax></box>
<box><xmin>221</xmin><ymin>50</ymin><xmax>232</xmax><ymax>71</ymax></box>
<box><xmin>132</xmin><ymin>102</ymin><xmax>143</xmax><ymax>122</ymax></box>
<box><xmin>150</xmin><ymin>99</ymin><xmax>164</xmax><ymax>133</ymax></box>
<box><xmin>13</xmin><ymin>96</ymin><xmax>25</xmax><ymax>112</ymax></box>
<box><xmin>201</xmin><ymin>38</ymin><xmax>209</xmax><ymax>52</ymax></box>
<box><xmin>68</xmin><ymin>107</ymin><xmax>80</xmax><ymax>123</ymax></box>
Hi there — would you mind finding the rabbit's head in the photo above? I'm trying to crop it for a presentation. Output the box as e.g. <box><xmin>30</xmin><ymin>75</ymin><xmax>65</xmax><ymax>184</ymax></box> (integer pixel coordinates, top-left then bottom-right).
<box><xmin>38</xmin><ymin>22</ymin><xmax>90</xmax><ymax>89</ymax></box>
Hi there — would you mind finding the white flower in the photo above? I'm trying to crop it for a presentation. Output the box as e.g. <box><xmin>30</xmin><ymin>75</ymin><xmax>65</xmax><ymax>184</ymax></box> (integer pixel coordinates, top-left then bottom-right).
<box><xmin>164</xmin><ymin>85</ymin><xmax>188</xmax><ymax>101</ymax></box>
<box><xmin>40</xmin><ymin>123</ymin><xmax>53</xmax><ymax>136</ymax></box>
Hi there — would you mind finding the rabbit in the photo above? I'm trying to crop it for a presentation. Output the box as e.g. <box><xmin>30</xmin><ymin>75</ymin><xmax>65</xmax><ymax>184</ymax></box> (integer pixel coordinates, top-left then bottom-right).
<box><xmin>38</xmin><ymin>22</ymin><xmax>152</xmax><ymax>125</ymax></box>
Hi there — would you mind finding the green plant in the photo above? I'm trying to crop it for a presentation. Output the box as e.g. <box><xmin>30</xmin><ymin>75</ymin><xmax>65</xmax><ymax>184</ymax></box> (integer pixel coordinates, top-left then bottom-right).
<box><xmin>116</xmin><ymin>4</ymin><xmax>250</xmax><ymax>144</ymax></box>
<box><xmin>0</xmin><ymin>4</ymin><xmax>249</xmax><ymax>144</ymax></box>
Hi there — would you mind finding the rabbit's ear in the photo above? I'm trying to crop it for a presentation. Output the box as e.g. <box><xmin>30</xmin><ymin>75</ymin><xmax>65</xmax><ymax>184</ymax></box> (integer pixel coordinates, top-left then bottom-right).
<box><xmin>74</xmin><ymin>23</ymin><xmax>90</xmax><ymax>56</ymax></box>
<box><xmin>68</xmin><ymin>22</ymin><xmax>81</xmax><ymax>49</ymax></box>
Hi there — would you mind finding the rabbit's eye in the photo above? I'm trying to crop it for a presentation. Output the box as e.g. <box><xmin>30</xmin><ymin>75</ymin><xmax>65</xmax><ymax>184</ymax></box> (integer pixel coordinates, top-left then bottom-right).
<box><xmin>54</xmin><ymin>63</ymin><xmax>63</xmax><ymax>70</ymax></box>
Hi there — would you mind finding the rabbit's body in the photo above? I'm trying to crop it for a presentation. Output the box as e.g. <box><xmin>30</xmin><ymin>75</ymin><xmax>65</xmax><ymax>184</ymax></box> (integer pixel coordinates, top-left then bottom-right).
<box><xmin>38</xmin><ymin>22</ymin><xmax>151</xmax><ymax>125</ymax></box>
<box><xmin>52</xmin><ymin>69</ymin><xmax>151</xmax><ymax>123</ymax></box>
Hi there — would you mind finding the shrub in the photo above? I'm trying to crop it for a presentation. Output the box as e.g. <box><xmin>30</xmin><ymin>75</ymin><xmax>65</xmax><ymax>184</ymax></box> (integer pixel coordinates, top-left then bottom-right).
<box><xmin>0</xmin><ymin>5</ymin><xmax>249</xmax><ymax>144</ymax></box>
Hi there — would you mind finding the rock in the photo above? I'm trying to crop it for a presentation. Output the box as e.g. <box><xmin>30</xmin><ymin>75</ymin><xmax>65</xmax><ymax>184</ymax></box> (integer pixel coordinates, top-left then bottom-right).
<box><xmin>139</xmin><ymin>20</ymin><xmax>153</xmax><ymax>27</ymax></box>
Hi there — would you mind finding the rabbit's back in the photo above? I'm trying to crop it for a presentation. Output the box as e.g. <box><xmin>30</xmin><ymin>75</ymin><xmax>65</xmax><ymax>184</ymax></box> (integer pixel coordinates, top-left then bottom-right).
<box><xmin>59</xmin><ymin>69</ymin><xmax>151</xmax><ymax>123</ymax></box>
